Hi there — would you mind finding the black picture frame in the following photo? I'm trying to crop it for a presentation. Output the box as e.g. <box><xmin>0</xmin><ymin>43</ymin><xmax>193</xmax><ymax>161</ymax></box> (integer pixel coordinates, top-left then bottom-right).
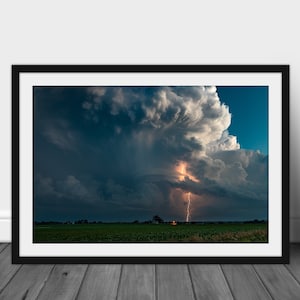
<box><xmin>12</xmin><ymin>65</ymin><xmax>289</xmax><ymax>264</ymax></box>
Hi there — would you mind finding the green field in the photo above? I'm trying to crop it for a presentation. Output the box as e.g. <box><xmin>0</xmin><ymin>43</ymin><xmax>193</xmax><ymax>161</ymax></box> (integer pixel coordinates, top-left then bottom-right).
<box><xmin>34</xmin><ymin>222</ymin><xmax>268</xmax><ymax>243</ymax></box>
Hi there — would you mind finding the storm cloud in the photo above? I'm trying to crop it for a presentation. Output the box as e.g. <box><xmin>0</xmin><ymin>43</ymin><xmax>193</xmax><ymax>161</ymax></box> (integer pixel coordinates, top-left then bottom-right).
<box><xmin>34</xmin><ymin>86</ymin><xmax>268</xmax><ymax>222</ymax></box>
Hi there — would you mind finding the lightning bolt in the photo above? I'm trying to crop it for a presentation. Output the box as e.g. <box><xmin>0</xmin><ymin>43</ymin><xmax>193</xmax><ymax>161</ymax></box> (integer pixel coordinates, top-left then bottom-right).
<box><xmin>186</xmin><ymin>192</ymin><xmax>191</xmax><ymax>222</ymax></box>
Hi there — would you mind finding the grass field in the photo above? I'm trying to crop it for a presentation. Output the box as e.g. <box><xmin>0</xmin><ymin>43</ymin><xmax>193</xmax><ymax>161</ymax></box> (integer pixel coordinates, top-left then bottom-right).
<box><xmin>33</xmin><ymin>222</ymin><xmax>268</xmax><ymax>243</ymax></box>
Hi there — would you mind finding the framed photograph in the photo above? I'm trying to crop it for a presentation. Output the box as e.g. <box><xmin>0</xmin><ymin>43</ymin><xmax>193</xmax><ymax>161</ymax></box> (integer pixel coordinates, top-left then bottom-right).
<box><xmin>12</xmin><ymin>65</ymin><xmax>289</xmax><ymax>263</ymax></box>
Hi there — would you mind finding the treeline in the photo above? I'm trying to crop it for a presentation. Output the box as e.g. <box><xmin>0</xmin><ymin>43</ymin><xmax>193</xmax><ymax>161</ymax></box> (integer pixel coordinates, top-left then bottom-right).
<box><xmin>34</xmin><ymin>218</ymin><xmax>267</xmax><ymax>225</ymax></box>
<box><xmin>34</xmin><ymin>220</ymin><xmax>103</xmax><ymax>225</ymax></box>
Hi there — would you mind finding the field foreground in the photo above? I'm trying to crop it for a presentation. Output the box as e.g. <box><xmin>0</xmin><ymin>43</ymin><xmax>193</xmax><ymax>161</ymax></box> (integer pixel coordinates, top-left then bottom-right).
<box><xmin>34</xmin><ymin>222</ymin><xmax>267</xmax><ymax>243</ymax></box>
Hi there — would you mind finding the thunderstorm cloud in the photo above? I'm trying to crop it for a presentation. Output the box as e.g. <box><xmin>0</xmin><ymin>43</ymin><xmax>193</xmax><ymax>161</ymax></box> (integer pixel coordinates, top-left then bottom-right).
<box><xmin>34</xmin><ymin>86</ymin><xmax>268</xmax><ymax>222</ymax></box>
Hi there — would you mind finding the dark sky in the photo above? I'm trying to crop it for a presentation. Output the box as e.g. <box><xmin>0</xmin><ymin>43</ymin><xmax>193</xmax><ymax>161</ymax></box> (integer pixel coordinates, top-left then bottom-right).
<box><xmin>34</xmin><ymin>86</ymin><xmax>268</xmax><ymax>222</ymax></box>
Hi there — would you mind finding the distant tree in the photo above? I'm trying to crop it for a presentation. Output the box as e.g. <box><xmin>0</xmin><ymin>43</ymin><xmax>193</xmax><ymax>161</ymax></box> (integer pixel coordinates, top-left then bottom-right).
<box><xmin>133</xmin><ymin>220</ymin><xmax>139</xmax><ymax>224</ymax></box>
<box><xmin>75</xmin><ymin>219</ymin><xmax>88</xmax><ymax>224</ymax></box>
<box><xmin>152</xmin><ymin>215</ymin><xmax>164</xmax><ymax>224</ymax></box>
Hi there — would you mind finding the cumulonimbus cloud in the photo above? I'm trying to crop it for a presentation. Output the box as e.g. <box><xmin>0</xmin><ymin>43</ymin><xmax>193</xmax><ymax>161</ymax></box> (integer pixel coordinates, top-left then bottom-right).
<box><xmin>34</xmin><ymin>86</ymin><xmax>268</xmax><ymax>222</ymax></box>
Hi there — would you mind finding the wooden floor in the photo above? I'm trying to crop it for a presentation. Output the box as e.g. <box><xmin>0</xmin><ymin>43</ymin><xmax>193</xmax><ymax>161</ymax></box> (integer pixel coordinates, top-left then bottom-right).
<box><xmin>0</xmin><ymin>244</ymin><xmax>299</xmax><ymax>300</ymax></box>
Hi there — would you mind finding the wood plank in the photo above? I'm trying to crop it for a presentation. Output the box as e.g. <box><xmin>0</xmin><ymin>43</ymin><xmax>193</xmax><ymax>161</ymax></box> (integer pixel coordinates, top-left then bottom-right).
<box><xmin>77</xmin><ymin>265</ymin><xmax>121</xmax><ymax>300</ymax></box>
<box><xmin>222</xmin><ymin>265</ymin><xmax>271</xmax><ymax>300</ymax></box>
<box><xmin>0</xmin><ymin>243</ymin><xmax>8</xmax><ymax>253</ymax></box>
<box><xmin>0</xmin><ymin>264</ymin><xmax>54</xmax><ymax>300</ymax></box>
<box><xmin>0</xmin><ymin>245</ymin><xmax>21</xmax><ymax>292</ymax></box>
<box><xmin>189</xmin><ymin>265</ymin><xmax>233</xmax><ymax>300</ymax></box>
<box><xmin>254</xmin><ymin>264</ymin><xmax>300</xmax><ymax>300</ymax></box>
<box><xmin>157</xmin><ymin>265</ymin><xmax>194</xmax><ymax>300</ymax></box>
<box><xmin>36</xmin><ymin>264</ymin><xmax>88</xmax><ymax>300</ymax></box>
<box><xmin>117</xmin><ymin>265</ymin><xmax>155</xmax><ymax>300</ymax></box>
<box><xmin>286</xmin><ymin>244</ymin><xmax>300</xmax><ymax>283</ymax></box>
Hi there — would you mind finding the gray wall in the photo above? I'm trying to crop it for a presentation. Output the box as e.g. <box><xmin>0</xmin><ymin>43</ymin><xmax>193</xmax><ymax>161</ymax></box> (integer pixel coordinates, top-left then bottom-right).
<box><xmin>0</xmin><ymin>0</ymin><xmax>299</xmax><ymax>241</ymax></box>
